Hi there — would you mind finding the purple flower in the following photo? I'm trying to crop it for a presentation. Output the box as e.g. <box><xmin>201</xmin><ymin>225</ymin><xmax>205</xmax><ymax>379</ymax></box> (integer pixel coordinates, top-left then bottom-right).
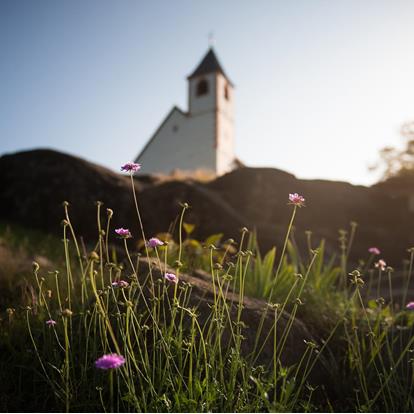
<box><xmin>46</xmin><ymin>319</ymin><xmax>57</xmax><ymax>327</ymax></box>
<box><xmin>375</xmin><ymin>259</ymin><xmax>386</xmax><ymax>271</ymax></box>
<box><xmin>121</xmin><ymin>162</ymin><xmax>141</xmax><ymax>173</ymax></box>
<box><xmin>406</xmin><ymin>302</ymin><xmax>414</xmax><ymax>310</ymax></box>
<box><xmin>164</xmin><ymin>272</ymin><xmax>178</xmax><ymax>284</ymax></box>
<box><xmin>111</xmin><ymin>280</ymin><xmax>129</xmax><ymax>288</ymax></box>
<box><xmin>147</xmin><ymin>237</ymin><xmax>164</xmax><ymax>248</ymax></box>
<box><xmin>115</xmin><ymin>228</ymin><xmax>132</xmax><ymax>238</ymax></box>
<box><xmin>288</xmin><ymin>193</ymin><xmax>305</xmax><ymax>207</ymax></box>
<box><xmin>368</xmin><ymin>247</ymin><xmax>381</xmax><ymax>255</ymax></box>
<box><xmin>95</xmin><ymin>353</ymin><xmax>126</xmax><ymax>370</ymax></box>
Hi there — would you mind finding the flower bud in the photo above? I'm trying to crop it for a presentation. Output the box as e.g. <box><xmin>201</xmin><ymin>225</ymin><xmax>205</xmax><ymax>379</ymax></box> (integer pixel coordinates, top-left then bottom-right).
<box><xmin>62</xmin><ymin>309</ymin><xmax>73</xmax><ymax>317</ymax></box>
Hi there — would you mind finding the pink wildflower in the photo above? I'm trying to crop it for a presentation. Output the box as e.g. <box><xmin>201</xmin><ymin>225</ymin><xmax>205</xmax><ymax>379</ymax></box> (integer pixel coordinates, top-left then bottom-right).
<box><xmin>288</xmin><ymin>193</ymin><xmax>305</xmax><ymax>207</ymax></box>
<box><xmin>147</xmin><ymin>237</ymin><xmax>164</xmax><ymax>248</ymax></box>
<box><xmin>112</xmin><ymin>280</ymin><xmax>129</xmax><ymax>288</ymax></box>
<box><xmin>120</xmin><ymin>162</ymin><xmax>141</xmax><ymax>173</ymax></box>
<box><xmin>95</xmin><ymin>353</ymin><xmax>126</xmax><ymax>370</ymax></box>
<box><xmin>46</xmin><ymin>319</ymin><xmax>57</xmax><ymax>327</ymax></box>
<box><xmin>368</xmin><ymin>247</ymin><xmax>381</xmax><ymax>255</ymax></box>
<box><xmin>406</xmin><ymin>302</ymin><xmax>414</xmax><ymax>310</ymax></box>
<box><xmin>115</xmin><ymin>228</ymin><xmax>132</xmax><ymax>238</ymax></box>
<box><xmin>375</xmin><ymin>259</ymin><xmax>386</xmax><ymax>271</ymax></box>
<box><xmin>164</xmin><ymin>272</ymin><xmax>178</xmax><ymax>284</ymax></box>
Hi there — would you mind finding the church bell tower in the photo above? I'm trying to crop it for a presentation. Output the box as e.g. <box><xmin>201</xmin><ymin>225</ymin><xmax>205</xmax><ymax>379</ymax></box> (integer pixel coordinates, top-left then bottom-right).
<box><xmin>187</xmin><ymin>48</ymin><xmax>235</xmax><ymax>174</ymax></box>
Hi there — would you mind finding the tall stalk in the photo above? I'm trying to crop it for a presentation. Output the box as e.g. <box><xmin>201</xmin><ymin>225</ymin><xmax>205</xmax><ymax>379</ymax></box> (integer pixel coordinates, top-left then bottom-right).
<box><xmin>252</xmin><ymin>204</ymin><xmax>298</xmax><ymax>357</ymax></box>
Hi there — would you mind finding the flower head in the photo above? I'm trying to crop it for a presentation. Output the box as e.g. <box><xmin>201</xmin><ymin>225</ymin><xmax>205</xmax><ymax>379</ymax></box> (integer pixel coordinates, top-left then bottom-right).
<box><xmin>147</xmin><ymin>237</ymin><xmax>164</xmax><ymax>248</ymax></box>
<box><xmin>164</xmin><ymin>272</ymin><xmax>178</xmax><ymax>284</ymax></box>
<box><xmin>406</xmin><ymin>302</ymin><xmax>414</xmax><ymax>310</ymax></box>
<box><xmin>368</xmin><ymin>247</ymin><xmax>381</xmax><ymax>255</ymax></box>
<box><xmin>46</xmin><ymin>319</ymin><xmax>57</xmax><ymax>327</ymax></box>
<box><xmin>95</xmin><ymin>353</ymin><xmax>126</xmax><ymax>370</ymax></box>
<box><xmin>375</xmin><ymin>259</ymin><xmax>386</xmax><ymax>271</ymax></box>
<box><xmin>112</xmin><ymin>280</ymin><xmax>129</xmax><ymax>288</ymax></box>
<box><xmin>115</xmin><ymin>228</ymin><xmax>132</xmax><ymax>238</ymax></box>
<box><xmin>62</xmin><ymin>309</ymin><xmax>73</xmax><ymax>317</ymax></box>
<box><xmin>288</xmin><ymin>193</ymin><xmax>305</xmax><ymax>207</ymax></box>
<box><xmin>120</xmin><ymin>162</ymin><xmax>141</xmax><ymax>173</ymax></box>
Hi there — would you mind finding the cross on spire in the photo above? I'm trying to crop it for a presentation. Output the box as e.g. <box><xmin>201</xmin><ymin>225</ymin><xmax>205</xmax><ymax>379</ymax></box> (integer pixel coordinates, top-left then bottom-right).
<box><xmin>208</xmin><ymin>31</ymin><xmax>215</xmax><ymax>47</ymax></box>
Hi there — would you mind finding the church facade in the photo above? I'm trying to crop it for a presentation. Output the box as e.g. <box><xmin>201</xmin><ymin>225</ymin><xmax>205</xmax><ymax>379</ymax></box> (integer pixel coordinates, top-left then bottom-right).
<box><xmin>134</xmin><ymin>48</ymin><xmax>236</xmax><ymax>175</ymax></box>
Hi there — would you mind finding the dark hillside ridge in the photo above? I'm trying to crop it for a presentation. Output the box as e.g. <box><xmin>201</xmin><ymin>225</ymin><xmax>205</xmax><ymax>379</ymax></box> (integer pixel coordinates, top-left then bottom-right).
<box><xmin>1</xmin><ymin>149</ymin><xmax>413</xmax><ymax>266</ymax></box>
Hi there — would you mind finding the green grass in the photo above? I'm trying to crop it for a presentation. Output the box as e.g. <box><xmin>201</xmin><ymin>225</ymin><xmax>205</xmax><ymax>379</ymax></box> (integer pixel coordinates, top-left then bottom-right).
<box><xmin>1</xmin><ymin>178</ymin><xmax>414</xmax><ymax>412</ymax></box>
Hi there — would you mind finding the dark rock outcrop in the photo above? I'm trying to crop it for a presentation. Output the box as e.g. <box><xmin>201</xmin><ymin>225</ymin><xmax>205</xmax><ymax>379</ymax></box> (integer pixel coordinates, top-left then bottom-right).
<box><xmin>137</xmin><ymin>258</ymin><xmax>327</xmax><ymax>385</ymax></box>
<box><xmin>0</xmin><ymin>149</ymin><xmax>137</xmax><ymax>238</ymax></box>
<box><xmin>1</xmin><ymin>148</ymin><xmax>414</xmax><ymax>266</ymax></box>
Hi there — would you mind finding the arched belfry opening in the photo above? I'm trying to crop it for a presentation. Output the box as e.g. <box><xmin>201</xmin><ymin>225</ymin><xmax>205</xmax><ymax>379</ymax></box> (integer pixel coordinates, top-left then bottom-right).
<box><xmin>224</xmin><ymin>84</ymin><xmax>229</xmax><ymax>100</ymax></box>
<box><xmin>196</xmin><ymin>79</ymin><xmax>209</xmax><ymax>96</ymax></box>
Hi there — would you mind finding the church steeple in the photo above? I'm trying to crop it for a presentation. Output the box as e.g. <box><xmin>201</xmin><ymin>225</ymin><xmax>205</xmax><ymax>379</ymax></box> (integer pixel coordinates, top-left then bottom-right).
<box><xmin>187</xmin><ymin>47</ymin><xmax>234</xmax><ymax>118</ymax></box>
<box><xmin>187</xmin><ymin>48</ymin><xmax>233</xmax><ymax>86</ymax></box>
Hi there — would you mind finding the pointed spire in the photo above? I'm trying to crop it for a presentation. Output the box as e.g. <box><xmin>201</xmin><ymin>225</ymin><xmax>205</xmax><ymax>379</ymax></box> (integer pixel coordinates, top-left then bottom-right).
<box><xmin>188</xmin><ymin>48</ymin><xmax>233</xmax><ymax>85</ymax></box>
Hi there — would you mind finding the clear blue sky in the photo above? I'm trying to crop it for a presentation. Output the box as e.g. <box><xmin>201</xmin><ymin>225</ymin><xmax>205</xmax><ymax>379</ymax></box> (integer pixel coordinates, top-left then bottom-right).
<box><xmin>1</xmin><ymin>0</ymin><xmax>414</xmax><ymax>185</ymax></box>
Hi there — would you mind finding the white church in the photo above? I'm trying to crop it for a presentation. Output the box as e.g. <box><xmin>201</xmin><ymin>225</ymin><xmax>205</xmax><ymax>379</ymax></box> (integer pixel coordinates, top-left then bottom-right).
<box><xmin>134</xmin><ymin>48</ymin><xmax>237</xmax><ymax>176</ymax></box>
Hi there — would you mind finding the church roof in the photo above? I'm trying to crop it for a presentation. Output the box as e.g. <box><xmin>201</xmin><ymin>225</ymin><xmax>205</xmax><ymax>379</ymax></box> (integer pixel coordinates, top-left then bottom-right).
<box><xmin>187</xmin><ymin>48</ymin><xmax>233</xmax><ymax>85</ymax></box>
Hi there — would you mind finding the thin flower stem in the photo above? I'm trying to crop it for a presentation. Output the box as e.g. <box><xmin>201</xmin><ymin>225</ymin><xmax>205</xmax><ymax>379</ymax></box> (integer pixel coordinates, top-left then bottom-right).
<box><xmin>63</xmin><ymin>317</ymin><xmax>71</xmax><ymax>413</ymax></box>
<box><xmin>63</xmin><ymin>224</ymin><xmax>72</xmax><ymax>310</ymax></box>
<box><xmin>63</xmin><ymin>203</ymin><xmax>85</xmax><ymax>280</ymax></box>
<box><xmin>252</xmin><ymin>205</ymin><xmax>298</xmax><ymax>358</ymax></box>
<box><xmin>96</xmin><ymin>202</ymin><xmax>105</xmax><ymax>290</ymax></box>
<box><xmin>177</xmin><ymin>203</ymin><xmax>188</xmax><ymax>276</ymax></box>
<box><xmin>89</xmin><ymin>261</ymin><xmax>122</xmax><ymax>355</ymax></box>
<box><xmin>105</xmin><ymin>210</ymin><xmax>113</xmax><ymax>263</ymax></box>
<box><xmin>129</xmin><ymin>173</ymin><xmax>155</xmax><ymax>290</ymax></box>
<box><xmin>376</xmin><ymin>269</ymin><xmax>382</xmax><ymax>300</ymax></box>
<box><xmin>109</xmin><ymin>369</ymin><xmax>114</xmax><ymax>413</ymax></box>
<box><xmin>275</xmin><ymin>205</ymin><xmax>297</xmax><ymax>283</ymax></box>
<box><xmin>387</xmin><ymin>270</ymin><xmax>393</xmax><ymax>312</ymax></box>
<box><xmin>403</xmin><ymin>249</ymin><xmax>414</xmax><ymax>307</ymax></box>
<box><xmin>26</xmin><ymin>309</ymin><xmax>64</xmax><ymax>396</ymax></box>
<box><xmin>98</xmin><ymin>387</ymin><xmax>107</xmax><ymax>413</ymax></box>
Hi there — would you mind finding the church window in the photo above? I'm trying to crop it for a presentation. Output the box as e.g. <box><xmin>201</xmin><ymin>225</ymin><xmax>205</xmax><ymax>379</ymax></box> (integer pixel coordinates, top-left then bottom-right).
<box><xmin>224</xmin><ymin>84</ymin><xmax>229</xmax><ymax>100</ymax></box>
<box><xmin>196</xmin><ymin>79</ymin><xmax>209</xmax><ymax>96</ymax></box>
<box><xmin>172</xmin><ymin>125</ymin><xmax>179</xmax><ymax>133</ymax></box>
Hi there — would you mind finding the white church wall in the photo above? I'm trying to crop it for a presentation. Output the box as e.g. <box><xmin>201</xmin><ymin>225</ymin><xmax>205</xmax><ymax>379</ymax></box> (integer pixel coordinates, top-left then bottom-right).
<box><xmin>216</xmin><ymin>73</ymin><xmax>235</xmax><ymax>174</ymax></box>
<box><xmin>185</xmin><ymin>111</ymin><xmax>216</xmax><ymax>171</ymax></box>
<box><xmin>136</xmin><ymin>107</ymin><xmax>216</xmax><ymax>175</ymax></box>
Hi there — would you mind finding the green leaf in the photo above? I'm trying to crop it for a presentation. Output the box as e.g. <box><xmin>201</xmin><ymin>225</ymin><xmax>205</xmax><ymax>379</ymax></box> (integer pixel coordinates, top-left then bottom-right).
<box><xmin>183</xmin><ymin>222</ymin><xmax>195</xmax><ymax>236</ymax></box>
<box><xmin>204</xmin><ymin>233</ymin><xmax>223</xmax><ymax>247</ymax></box>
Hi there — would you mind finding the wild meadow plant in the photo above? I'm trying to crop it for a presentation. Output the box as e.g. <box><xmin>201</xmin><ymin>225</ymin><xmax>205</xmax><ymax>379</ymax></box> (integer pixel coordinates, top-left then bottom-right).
<box><xmin>2</xmin><ymin>163</ymin><xmax>414</xmax><ymax>412</ymax></box>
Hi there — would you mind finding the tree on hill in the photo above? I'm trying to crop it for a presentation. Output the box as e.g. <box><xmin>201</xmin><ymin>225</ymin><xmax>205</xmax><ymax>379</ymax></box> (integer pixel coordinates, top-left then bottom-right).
<box><xmin>371</xmin><ymin>121</ymin><xmax>414</xmax><ymax>181</ymax></box>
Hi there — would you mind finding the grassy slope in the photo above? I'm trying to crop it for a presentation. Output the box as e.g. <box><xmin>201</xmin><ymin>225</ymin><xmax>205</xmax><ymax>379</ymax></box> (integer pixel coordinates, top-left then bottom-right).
<box><xmin>1</xmin><ymin>215</ymin><xmax>414</xmax><ymax>412</ymax></box>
